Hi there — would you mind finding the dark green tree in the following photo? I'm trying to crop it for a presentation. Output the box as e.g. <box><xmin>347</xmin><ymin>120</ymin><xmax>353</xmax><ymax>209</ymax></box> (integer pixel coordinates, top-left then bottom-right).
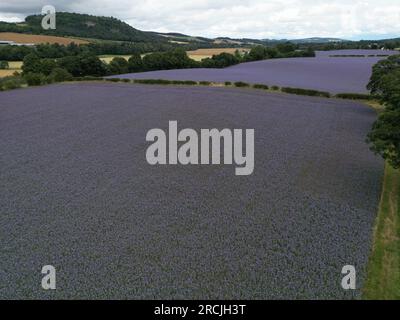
<box><xmin>128</xmin><ymin>53</ymin><xmax>144</xmax><ymax>73</ymax></box>
<box><xmin>368</xmin><ymin>107</ymin><xmax>400</xmax><ymax>168</ymax></box>
<box><xmin>38</xmin><ymin>58</ymin><xmax>58</xmax><ymax>76</ymax></box>
<box><xmin>109</xmin><ymin>57</ymin><xmax>130</xmax><ymax>74</ymax></box>
<box><xmin>47</xmin><ymin>67</ymin><xmax>73</xmax><ymax>82</ymax></box>
<box><xmin>22</xmin><ymin>53</ymin><xmax>41</xmax><ymax>74</ymax></box>
<box><xmin>202</xmin><ymin>53</ymin><xmax>239</xmax><ymax>68</ymax></box>
<box><xmin>58</xmin><ymin>54</ymin><xmax>107</xmax><ymax>77</ymax></box>
<box><xmin>367</xmin><ymin>55</ymin><xmax>400</xmax><ymax>169</ymax></box>
<box><xmin>276</xmin><ymin>42</ymin><xmax>296</xmax><ymax>54</ymax></box>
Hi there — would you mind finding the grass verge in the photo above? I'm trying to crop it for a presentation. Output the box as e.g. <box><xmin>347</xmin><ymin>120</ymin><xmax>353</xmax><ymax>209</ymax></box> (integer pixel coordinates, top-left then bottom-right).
<box><xmin>363</xmin><ymin>164</ymin><xmax>400</xmax><ymax>300</ymax></box>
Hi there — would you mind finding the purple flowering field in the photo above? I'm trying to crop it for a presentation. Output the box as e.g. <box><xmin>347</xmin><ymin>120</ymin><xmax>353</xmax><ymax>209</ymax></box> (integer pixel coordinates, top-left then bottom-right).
<box><xmin>0</xmin><ymin>82</ymin><xmax>383</xmax><ymax>299</ymax></box>
<box><xmin>111</xmin><ymin>50</ymin><xmax>399</xmax><ymax>94</ymax></box>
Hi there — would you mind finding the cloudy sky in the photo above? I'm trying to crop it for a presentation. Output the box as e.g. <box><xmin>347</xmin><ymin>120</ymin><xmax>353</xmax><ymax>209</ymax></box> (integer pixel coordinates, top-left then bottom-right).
<box><xmin>0</xmin><ymin>0</ymin><xmax>399</xmax><ymax>40</ymax></box>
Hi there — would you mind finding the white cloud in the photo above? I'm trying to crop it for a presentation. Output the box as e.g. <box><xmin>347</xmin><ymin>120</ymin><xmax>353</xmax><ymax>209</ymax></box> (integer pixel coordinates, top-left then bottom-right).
<box><xmin>0</xmin><ymin>0</ymin><xmax>399</xmax><ymax>39</ymax></box>
<box><xmin>0</xmin><ymin>13</ymin><xmax>24</xmax><ymax>23</ymax></box>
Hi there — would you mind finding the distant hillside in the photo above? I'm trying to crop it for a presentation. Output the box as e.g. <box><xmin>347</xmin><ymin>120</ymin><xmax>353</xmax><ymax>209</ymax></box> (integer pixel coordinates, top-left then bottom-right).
<box><xmin>288</xmin><ymin>37</ymin><xmax>347</xmax><ymax>44</ymax></box>
<box><xmin>0</xmin><ymin>11</ymin><xmax>397</xmax><ymax>50</ymax></box>
<box><xmin>0</xmin><ymin>12</ymin><xmax>166</xmax><ymax>43</ymax></box>
<box><xmin>156</xmin><ymin>32</ymin><xmax>214</xmax><ymax>44</ymax></box>
<box><xmin>213</xmin><ymin>37</ymin><xmax>347</xmax><ymax>46</ymax></box>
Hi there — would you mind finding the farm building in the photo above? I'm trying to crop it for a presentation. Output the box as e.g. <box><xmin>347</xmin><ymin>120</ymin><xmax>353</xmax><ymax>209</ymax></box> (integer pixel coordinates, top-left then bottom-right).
<box><xmin>0</xmin><ymin>40</ymin><xmax>34</xmax><ymax>46</ymax></box>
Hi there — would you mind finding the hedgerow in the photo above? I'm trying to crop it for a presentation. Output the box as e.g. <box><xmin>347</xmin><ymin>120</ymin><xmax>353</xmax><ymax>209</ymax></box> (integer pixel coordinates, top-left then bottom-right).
<box><xmin>335</xmin><ymin>93</ymin><xmax>374</xmax><ymax>100</ymax></box>
<box><xmin>0</xmin><ymin>75</ymin><xmax>25</xmax><ymax>91</ymax></box>
<box><xmin>281</xmin><ymin>87</ymin><xmax>331</xmax><ymax>98</ymax></box>
<box><xmin>199</xmin><ymin>81</ymin><xmax>211</xmax><ymax>85</ymax></box>
<box><xmin>253</xmin><ymin>84</ymin><xmax>269</xmax><ymax>90</ymax></box>
<box><xmin>133</xmin><ymin>79</ymin><xmax>172</xmax><ymax>85</ymax></box>
<box><xmin>234</xmin><ymin>81</ymin><xmax>250</xmax><ymax>87</ymax></box>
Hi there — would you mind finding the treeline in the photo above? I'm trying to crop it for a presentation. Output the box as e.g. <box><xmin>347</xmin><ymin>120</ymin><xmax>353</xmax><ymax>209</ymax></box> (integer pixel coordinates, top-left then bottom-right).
<box><xmin>244</xmin><ymin>43</ymin><xmax>315</xmax><ymax>61</ymax></box>
<box><xmin>6</xmin><ymin>42</ymin><xmax>315</xmax><ymax>77</ymax></box>
<box><xmin>18</xmin><ymin>48</ymin><xmax>200</xmax><ymax>81</ymax></box>
<box><xmin>1</xmin><ymin>44</ymin><xmax>317</xmax><ymax>91</ymax></box>
<box><xmin>367</xmin><ymin>54</ymin><xmax>400</xmax><ymax>168</ymax></box>
<box><xmin>303</xmin><ymin>39</ymin><xmax>400</xmax><ymax>52</ymax></box>
<box><xmin>107</xmin><ymin>44</ymin><xmax>315</xmax><ymax>73</ymax></box>
<box><xmin>0</xmin><ymin>42</ymin><xmax>176</xmax><ymax>61</ymax></box>
<box><xmin>0</xmin><ymin>39</ymin><xmax>314</xmax><ymax>62</ymax></box>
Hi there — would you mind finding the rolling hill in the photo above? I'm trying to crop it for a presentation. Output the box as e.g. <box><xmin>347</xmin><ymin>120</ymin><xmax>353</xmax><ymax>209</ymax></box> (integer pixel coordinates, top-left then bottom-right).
<box><xmin>0</xmin><ymin>12</ymin><xmax>167</xmax><ymax>43</ymax></box>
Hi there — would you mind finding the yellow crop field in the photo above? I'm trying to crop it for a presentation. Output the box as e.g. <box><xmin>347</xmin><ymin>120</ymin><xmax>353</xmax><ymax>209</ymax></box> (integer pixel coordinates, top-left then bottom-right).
<box><xmin>0</xmin><ymin>69</ymin><xmax>18</xmax><ymax>77</ymax></box>
<box><xmin>8</xmin><ymin>61</ymin><xmax>23</xmax><ymax>69</ymax></box>
<box><xmin>187</xmin><ymin>48</ymin><xmax>250</xmax><ymax>61</ymax></box>
<box><xmin>0</xmin><ymin>61</ymin><xmax>23</xmax><ymax>78</ymax></box>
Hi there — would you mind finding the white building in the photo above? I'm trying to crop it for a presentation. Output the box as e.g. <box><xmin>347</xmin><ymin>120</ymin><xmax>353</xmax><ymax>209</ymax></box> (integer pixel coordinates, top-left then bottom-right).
<box><xmin>0</xmin><ymin>40</ymin><xmax>35</xmax><ymax>46</ymax></box>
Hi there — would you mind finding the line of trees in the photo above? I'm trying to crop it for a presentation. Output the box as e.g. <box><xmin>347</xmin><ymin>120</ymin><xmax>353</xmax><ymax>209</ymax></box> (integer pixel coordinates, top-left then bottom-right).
<box><xmin>5</xmin><ymin>43</ymin><xmax>316</xmax><ymax>90</ymax></box>
<box><xmin>107</xmin><ymin>45</ymin><xmax>315</xmax><ymax>74</ymax></box>
<box><xmin>367</xmin><ymin>55</ymin><xmax>400</xmax><ymax>168</ymax></box>
<box><xmin>22</xmin><ymin>52</ymin><xmax>107</xmax><ymax>78</ymax></box>
<box><xmin>299</xmin><ymin>39</ymin><xmax>400</xmax><ymax>52</ymax></box>
<box><xmin>17</xmin><ymin>43</ymin><xmax>315</xmax><ymax>78</ymax></box>
<box><xmin>21</xmin><ymin>48</ymin><xmax>200</xmax><ymax>78</ymax></box>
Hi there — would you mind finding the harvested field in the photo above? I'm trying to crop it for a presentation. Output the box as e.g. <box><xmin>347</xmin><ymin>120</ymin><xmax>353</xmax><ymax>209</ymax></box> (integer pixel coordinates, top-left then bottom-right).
<box><xmin>0</xmin><ymin>82</ymin><xmax>383</xmax><ymax>299</ymax></box>
<box><xmin>7</xmin><ymin>61</ymin><xmax>23</xmax><ymax>69</ymax></box>
<box><xmin>0</xmin><ymin>70</ymin><xmax>17</xmax><ymax>77</ymax></box>
<box><xmin>110</xmin><ymin>50</ymin><xmax>397</xmax><ymax>94</ymax></box>
<box><xmin>187</xmin><ymin>48</ymin><xmax>250</xmax><ymax>61</ymax></box>
<box><xmin>0</xmin><ymin>61</ymin><xmax>23</xmax><ymax>78</ymax></box>
<box><xmin>0</xmin><ymin>32</ymin><xmax>89</xmax><ymax>45</ymax></box>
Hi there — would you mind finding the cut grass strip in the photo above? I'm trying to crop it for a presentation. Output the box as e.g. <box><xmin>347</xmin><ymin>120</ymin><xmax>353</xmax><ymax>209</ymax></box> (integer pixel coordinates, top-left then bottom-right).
<box><xmin>363</xmin><ymin>164</ymin><xmax>400</xmax><ymax>300</ymax></box>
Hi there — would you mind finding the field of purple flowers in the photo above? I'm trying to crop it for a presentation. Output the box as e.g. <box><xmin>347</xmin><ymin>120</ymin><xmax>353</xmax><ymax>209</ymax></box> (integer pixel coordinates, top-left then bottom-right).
<box><xmin>110</xmin><ymin>50</ymin><xmax>398</xmax><ymax>94</ymax></box>
<box><xmin>0</xmin><ymin>82</ymin><xmax>383</xmax><ymax>299</ymax></box>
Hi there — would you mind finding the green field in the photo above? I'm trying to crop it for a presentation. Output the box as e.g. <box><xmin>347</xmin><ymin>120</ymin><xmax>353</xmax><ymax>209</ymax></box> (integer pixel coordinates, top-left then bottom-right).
<box><xmin>363</xmin><ymin>164</ymin><xmax>400</xmax><ymax>299</ymax></box>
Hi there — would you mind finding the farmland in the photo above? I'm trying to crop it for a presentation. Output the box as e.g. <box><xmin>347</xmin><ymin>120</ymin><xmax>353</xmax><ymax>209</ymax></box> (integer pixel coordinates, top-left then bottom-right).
<box><xmin>0</xmin><ymin>61</ymin><xmax>22</xmax><ymax>77</ymax></box>
<box><xmin>0</xmin><ymin>32</ymin><xmax>89</xmax><ymax>45</ymax></box>
<box><xmin>97</xmin><ymin>48</ymin><xmax>250</xmax><ymax>64</ymax></box>
<box><xmin>0</xmin><ymin>82</ymin><xmax>383</xmax><ymax>299</ymax></box>
<box><xmin>110</xmin><ymin>50</ymin><xmax>399</xmax><ymax>94</ymax></box>
<box><xmin>186</xmin><ymin>48</ymin><xmax>250</xmax><ymax>61</ymax></box>
<box><xmin>0</xmin><ymin>69</ymin><xmax>16</xmax><ymax>77</ymax></box>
